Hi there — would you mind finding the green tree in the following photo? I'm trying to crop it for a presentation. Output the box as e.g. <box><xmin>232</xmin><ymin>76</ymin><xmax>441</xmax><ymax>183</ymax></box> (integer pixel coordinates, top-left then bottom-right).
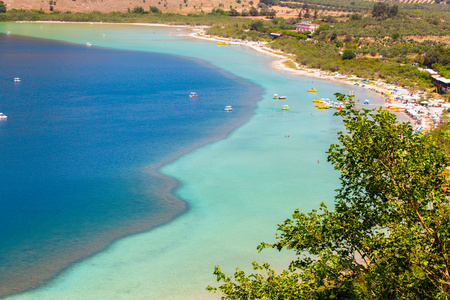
<box><xmin>250</xmin><ymin>19</ymin><xmax>264</xmax><ymax>31</ymax></box>
<box><xmin>335</xmin><ymin>39</ymin><xmax>344</xmax><ymax>48</ymax></box>
<box><xmin>0</xmin><ymin>1</ymin><xmax>6</xmax><ymax>13</ymax></box>
<box><xmin>228</xmin><ymin>8</ymin><xmax>240</xmax><ymax>16</ymax></box>
<box><xmin>372</xmin><ymin>2</ymin><xmax>389</xmax><ymax>19</ymax></box>
<box><xmin>350</xmin><ymin>13</ymin><xmax>361</xmax><ymax>20</ymax></box>
<box><xmin>388</xmin><ymin>4</ymin><xmax>399</xmax><ymax>18</ymax></box>
<box><xmin>208</xmin><ymin>95</ymin><xmax>450</xmax><ymax>299</ymax></box>
<box><xmin>267</xmin><ymin>9</ymin><xmax>276</xmax><ymax>19</ymax></box>
<box><xmin>149</xmin><ymin>6</ymin><xmax>161</xmax><ymax>13</ymax></box>
<box><xmin>423</xmin><ymin>46</ymin><xmax>450</xmax><ymax>67</ymax></box>
<box><xmin>249</xmin><ymin>6</ymin><xmax>259</xmax><ymax>16</ymax></box>
<box><xmin>132</xmin><ymin>6</ymin><xmax>146</xmax><ymax>14</ymax></box>
<box><xmin>391</xmin><ymin>32</ymin><xmax>400</xmax><ymax>40</ymax></box>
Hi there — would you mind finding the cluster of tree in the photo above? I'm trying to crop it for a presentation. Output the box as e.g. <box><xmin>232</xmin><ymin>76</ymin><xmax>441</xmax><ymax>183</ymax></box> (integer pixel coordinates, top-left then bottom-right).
<box><xmin>259</xmin><ymin>0</ymin><xmax>280</xmax><ymax>6</ymax></box>
<box><xmin>0</xmin><ymin>1</ymin><xmax>6</xmax><ymax>13</ymax></box>
<box><xmin>372</xmin><ymin>2</ymin><xmax>399</xmax><ymax>19</ymax></box>
<box><xmin>224</xmin><ymin>6</ymin><xmax>277</xmax><ymax>18</ymax></box>
<box><xmin>342</xmin><ymin>49</ymin><xmax>356</xmax><ymax>60</ymax></box>
<box><xmin>208</xmin><ymin>96</ymin><xmax>450</xmax><ymax>299</ymax></box>
<box><xmin>130</xmin><ymin>6</ymin><xmax>161</xmax><ymax>14</ymax></box>
<box><xmin>433</xmin><ymin>64</ymin><xmax>450</xmax><ymax>78</ymax></box>
<box><xmin>423</xmin><ymin>46</ymin><xmax>450</xmax><ymax>68</ymax></box>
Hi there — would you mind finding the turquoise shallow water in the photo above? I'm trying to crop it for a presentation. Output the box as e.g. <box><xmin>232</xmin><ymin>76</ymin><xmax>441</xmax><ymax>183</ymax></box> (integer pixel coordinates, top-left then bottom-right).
<box><xmin>1</xmin><ymin>23</ymin><xmax>383</xmax><ymax>299</ymax></box>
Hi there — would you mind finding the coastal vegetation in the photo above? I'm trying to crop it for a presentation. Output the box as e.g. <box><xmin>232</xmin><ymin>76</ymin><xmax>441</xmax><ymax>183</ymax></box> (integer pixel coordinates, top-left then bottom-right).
<box><xmin>207</xmin><ymin>95</ymin><xmax>450</xmax><ymax>299</ymax></box>
<box><xmin>203</xmin><ymin>3</ymin><xmax>450</xmax><ymax>89</ymax></box>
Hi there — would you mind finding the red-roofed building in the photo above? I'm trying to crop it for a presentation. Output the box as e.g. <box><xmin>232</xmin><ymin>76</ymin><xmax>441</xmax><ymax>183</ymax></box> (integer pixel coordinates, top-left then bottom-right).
<box><xmin>296</xmin><ymin>21</ymin><xmax>320</xmax><ymax>34</ymax></box>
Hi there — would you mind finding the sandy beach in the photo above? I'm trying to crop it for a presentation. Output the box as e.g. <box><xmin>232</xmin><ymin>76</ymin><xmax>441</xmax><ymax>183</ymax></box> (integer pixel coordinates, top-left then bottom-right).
<box><xmin>188</xmin><ymin>28</ymin><xmax>446</xmax><ymax>131</ymax></box>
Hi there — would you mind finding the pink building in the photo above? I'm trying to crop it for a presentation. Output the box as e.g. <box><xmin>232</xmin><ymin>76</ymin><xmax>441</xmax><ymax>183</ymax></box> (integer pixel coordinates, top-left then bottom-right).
<box><xmin>296</xmin><ymin>22</ymin><xmax>320</xmax><ymax>33</ymax></box>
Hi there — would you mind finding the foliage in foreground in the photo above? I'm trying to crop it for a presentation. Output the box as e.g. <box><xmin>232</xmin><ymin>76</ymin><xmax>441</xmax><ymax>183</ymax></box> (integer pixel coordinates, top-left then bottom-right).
<box><xmin>207</xmin><ymin>94</ymin><xmax>450</xmax><ymax>299</ymax></box>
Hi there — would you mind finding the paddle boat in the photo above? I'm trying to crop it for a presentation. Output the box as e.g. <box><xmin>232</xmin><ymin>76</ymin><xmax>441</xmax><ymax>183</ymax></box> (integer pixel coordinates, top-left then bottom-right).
<box><xmin>282</xmin><ymin>105</ymin><xmax>289</xmax><ymax>110</ymax></box>
<box><xmin>224</xmin><ymin>105</ymin><xmax>233</xmax><ymax>112</ymax></box>
<box><xmin>308</xmin><ymin>87</ymin><xmax>317</xmax><ymax>92</ymax></box>
<box><xmin>273</xmin><ymin>94</ymin><xmax>278</xmax><ymax>99</ymax></box>
<box><xmin>312</xmin><ymin>98</ymin><xmax>322</xmax><ymax>103</ymax></box>
<box><xmin>0</xmin><ymin>113</ymin><xmax>7</xmax><ymax>119</ymax></box>
<box><xmin>363</xmin><ymin>99</ymin><xmax>370</xmax><ymax>105</ymax></box>
<box><xmin>217</xmin><ymin>41</ymin><xmax>229</xmax><ymax>46</ymax></box>
<box><xmin>189</xmin><ymin>92</ymin><xmax>198</xmax><ymax>98</ymax></box>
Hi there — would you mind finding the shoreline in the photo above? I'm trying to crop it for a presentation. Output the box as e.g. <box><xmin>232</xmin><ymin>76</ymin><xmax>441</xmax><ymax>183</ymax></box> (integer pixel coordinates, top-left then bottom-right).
<box><xmin>12</xmin><ymin>21</ymin><xmax>444</xmax><ymax>131</ymax></box>
<box><xmin>188</xmin><ymin>29</ymin><xmax>445</xmax><ymax>130</ymax></box>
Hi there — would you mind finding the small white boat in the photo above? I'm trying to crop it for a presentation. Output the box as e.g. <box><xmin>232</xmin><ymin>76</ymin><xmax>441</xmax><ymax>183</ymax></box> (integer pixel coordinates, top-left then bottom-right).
<box><xmin>6</xmin><ymin>31</ymin><xmax>11</xmax><ymax>35</ymax></box>
<box><xmin>0</xmin><ymin>113</ymin><xmax>7</xmax><ymax>119</ymax></box>
<box><xmin>14</xmin><ymin>77</ymin><xmax>20</xmax><ymax>82</ymax></box>
<box><xmin>278</xmin><ymin>96</ymin><xmax>286</xmax><ymax>99</ymax></box>
<box><xmin>189</xmin><ymin>92</ymin><xmax>198</xmax><ymax>98</ymax></box>
<box><xmin>282</xmin><ymin>105</ymin><xmax>289</xmax><ymax>110</ymax></box>
<box><xmin>86</xmin><ymin>42</ymin><xmax>92</xmax><ymax>47</ymax></box>
<box><xmin>224</xmin><ymin>105</ymin><xmax>233</xmax><ymax>112</ymax></box>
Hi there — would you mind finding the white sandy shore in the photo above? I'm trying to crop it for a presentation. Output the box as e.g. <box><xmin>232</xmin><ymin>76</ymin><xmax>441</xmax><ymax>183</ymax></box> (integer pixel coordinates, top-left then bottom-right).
<box><xmin>188</xmin><ymin>29</ymin><xmax>445</xmax><ymax>130</ymax></box>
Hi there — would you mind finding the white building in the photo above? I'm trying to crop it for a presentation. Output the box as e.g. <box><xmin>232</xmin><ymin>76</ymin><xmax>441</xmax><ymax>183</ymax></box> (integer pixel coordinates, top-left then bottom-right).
<box><xmin>295</xmin><ymin>21</ymin><xmax>320</xmax><ymax>34</ymax></box>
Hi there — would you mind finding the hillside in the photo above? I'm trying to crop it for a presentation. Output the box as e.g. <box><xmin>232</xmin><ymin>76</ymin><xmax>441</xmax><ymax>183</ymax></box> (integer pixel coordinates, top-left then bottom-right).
<box><xmin>3</xmin><ymin>0</ymin><xmax>260</xmax><ymax>13</ymax></box>
<box><xmin>5</xmin><ymin>0</ymin><xmax>447</xmax><ymax>16</ymax></box>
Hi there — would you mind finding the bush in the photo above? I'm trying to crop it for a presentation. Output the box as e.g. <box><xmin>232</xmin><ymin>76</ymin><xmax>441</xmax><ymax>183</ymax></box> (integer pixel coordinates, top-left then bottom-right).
<box><xmin>342</xmin><ymin>49</ymin><xmax>356</xmax><ymax>60</ymax></box>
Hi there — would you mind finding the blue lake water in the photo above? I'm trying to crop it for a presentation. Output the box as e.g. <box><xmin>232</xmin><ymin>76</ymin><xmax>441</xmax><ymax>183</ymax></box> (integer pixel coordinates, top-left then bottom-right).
<box><xmin>0</xmin><ymin>23</ymin><xmax>384</xmax><ymax>299</ymax></box>
<box><xmin>0</xmin><ymin>32</ymin><xmax>261</xmax><ymax>296</ymax></box>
